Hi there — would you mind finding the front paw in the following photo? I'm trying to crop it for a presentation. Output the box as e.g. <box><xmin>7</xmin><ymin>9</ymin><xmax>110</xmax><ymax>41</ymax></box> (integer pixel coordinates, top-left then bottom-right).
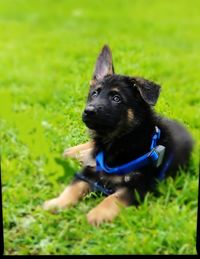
<box><xmin>43</xmin><ymin>198</ymin><xmax>66</xmax><ymax>213</ymax></box>
<box><xmin>87</xmin><ymin>208</ymin><xmax>113</xmax><ymax>226</ymax></box>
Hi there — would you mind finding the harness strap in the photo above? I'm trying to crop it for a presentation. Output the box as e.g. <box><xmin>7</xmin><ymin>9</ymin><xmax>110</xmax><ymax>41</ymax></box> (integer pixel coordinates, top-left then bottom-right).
<box><xmin>157</xmin><ymin>153</ymin><xmax>174</xmax><ymax>181</ymax></box>
<box><xmin>74</xmin><ymin>126</ymin><xmax>174</xmax><ymax>196</ymax></box>
<box><xmin>74</xmin><ymin>173</ymin><xmax>113</xmax><ymax>196</ymax></box>
<box><xmin>75</xmin><ymin>154</ymin><xmax>173</xmax><ymax>196</ymax></box>
<box><xmin>150</xmin><ymin>126</ymin><xmax>161</xmax><ymax>149</ymax></box>
<box><xmin>96</xmin><ymin>148</ymin><xmax>160</xmax><ymax>175</ymax></box>
<box><xmin>96</xmin><ymin>126</ymin><xmax>166</xmax><ymax>175</ymax></box>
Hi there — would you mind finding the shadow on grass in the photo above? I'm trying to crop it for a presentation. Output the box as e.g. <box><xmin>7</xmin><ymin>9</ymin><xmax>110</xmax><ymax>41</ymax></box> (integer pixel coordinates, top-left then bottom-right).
<box><xmin>54</xmin><ymin>157</ymin><xmax>80</xmax><ymax>183</ymax></box>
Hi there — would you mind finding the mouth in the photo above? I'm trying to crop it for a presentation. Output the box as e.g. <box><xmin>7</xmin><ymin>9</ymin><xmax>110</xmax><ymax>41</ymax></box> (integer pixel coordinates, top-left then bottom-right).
<box><xmin>82</xmin><ymin>114</ymin><xmax>114</xmax><ymax>132</ymax></box>
<box><xmin>83</xmin><ymin>117</ymin><xmax>103</xmax><ymax>130</ymax></box>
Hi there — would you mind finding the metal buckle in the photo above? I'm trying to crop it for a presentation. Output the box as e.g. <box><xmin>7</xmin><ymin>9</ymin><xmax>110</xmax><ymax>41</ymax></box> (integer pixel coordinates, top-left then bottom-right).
<box><xmin>149</xmin><ymin>145</ymin><xmax>165</xmax><ymax>167</ymax></box>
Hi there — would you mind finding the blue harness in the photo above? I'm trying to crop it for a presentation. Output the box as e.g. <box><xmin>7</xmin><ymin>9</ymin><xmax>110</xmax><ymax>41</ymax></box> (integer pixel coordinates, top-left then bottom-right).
<box><xmin>96</xmin><ymin>126</ymin><xmax>165</xmax><ymax>175</ymax></box>
<box><xmin>75</xmin><ymin>126</ymin><xmax>173</xmax><ymax>195</ymax></box>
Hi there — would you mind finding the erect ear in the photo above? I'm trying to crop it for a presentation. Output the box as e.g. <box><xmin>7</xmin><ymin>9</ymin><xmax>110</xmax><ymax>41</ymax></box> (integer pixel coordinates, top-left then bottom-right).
<box><xmin>133</xmin><ymin>77</ymin><xmax>161</xmax><ymax>106</ymax></box>
<box><xmin>90</xmin><ymin>45</ymin><xmax>114</xmax><ymax>85</ymax></box>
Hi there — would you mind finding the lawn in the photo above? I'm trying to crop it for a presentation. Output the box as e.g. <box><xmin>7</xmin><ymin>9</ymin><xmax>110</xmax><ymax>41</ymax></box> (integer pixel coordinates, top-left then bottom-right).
<box><xmin>0</xmin><ymin>0</ymin><xmax>200</xmax><ymax>255</ymax></box>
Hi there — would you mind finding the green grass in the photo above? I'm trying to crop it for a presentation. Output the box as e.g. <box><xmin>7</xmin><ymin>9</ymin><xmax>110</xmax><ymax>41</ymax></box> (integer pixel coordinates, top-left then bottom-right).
<box><xmin>1</xmin><ymin>0</ymin><xmax>200</xmax><ymax>255</ymax></box>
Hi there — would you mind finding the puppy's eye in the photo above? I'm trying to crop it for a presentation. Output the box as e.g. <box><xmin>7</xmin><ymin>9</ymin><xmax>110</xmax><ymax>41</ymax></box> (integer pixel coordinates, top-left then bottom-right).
<box><xmin>91</xmin><ymin>90</ymin><xmax>99</xmax><ymax>98</ymax></box>
<box><xmin>112</xmin><ymin>95</ymin><xmax>121</xmax><ymax>103</ymax></box>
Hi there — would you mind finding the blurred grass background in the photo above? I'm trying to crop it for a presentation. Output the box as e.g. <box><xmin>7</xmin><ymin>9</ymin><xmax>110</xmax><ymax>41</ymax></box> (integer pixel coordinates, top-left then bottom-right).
<box><xmin>0</xmin><ymin>0</ymin><xmax>200</xmax><ymax>255</ymax></box>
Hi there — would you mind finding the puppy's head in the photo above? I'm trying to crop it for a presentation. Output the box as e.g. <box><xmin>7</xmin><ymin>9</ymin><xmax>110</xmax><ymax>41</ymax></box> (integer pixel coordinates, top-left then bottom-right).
<box><xmin>82</xmin><ymin>45</ymin><xmax>161</xmax><ymax>137</ymax></box>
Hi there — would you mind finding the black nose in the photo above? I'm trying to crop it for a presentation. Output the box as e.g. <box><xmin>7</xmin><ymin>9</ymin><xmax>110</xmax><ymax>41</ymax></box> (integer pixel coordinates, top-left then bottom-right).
<box><xmin>83</xmin><ymin>105</ymin><xmax>97</xmax><ymax>117</ymax></box>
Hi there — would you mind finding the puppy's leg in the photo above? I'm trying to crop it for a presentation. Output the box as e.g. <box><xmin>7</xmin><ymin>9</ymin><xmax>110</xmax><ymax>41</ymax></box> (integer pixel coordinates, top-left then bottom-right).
<box><xmin>63</xmin><ymin>141</ymin><xmax>94</xmax><ymax>163</ymax></box>
<box><xmin>43</xmin><ymin>180</ymin><xmax>91</xmax><ymax>212</ymax></box>
<box><xmin>87</xmin><ymin>188</ymin><xmax>129</xmax><ymax>226</ymax></box>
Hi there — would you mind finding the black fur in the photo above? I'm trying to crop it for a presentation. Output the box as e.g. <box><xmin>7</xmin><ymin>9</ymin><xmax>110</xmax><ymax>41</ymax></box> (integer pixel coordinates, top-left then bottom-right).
<box><xmin>77</xmin><ymin>45</ymin><xmax>194</xmax><ymax>205</ymax></box>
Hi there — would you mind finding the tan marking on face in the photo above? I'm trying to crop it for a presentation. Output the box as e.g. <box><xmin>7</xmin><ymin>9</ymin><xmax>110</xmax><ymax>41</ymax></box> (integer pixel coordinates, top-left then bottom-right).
<box><xmin>90</xmin><ymin>79</ymin><xmax>96</xmax><ymax>86</ymax></box>
<box><xmin>87</xmin><ymin>189</ymin><xmax>128</xmax><ymax>226</ymax></box>
<box><xmin>127</xmin><ymin>109</ymin><xmax>134</xmax><ymax>123</ymax></box>
<box><xmin>43</xmin><ymin>181</ymin><xmax>91</xmax><ymax>212</ymax></box>
<box><xmin>111</xmin><ymin>87</ymin><xmax>120</xmax><ymax>92</ymax></box>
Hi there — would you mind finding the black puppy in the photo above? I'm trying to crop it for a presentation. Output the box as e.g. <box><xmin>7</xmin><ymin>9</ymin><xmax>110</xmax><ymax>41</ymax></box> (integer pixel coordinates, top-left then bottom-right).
<box><xmin>44</xmin><ymin>45</ymin><xmax>193</xmax><ymax>226</ymax></box>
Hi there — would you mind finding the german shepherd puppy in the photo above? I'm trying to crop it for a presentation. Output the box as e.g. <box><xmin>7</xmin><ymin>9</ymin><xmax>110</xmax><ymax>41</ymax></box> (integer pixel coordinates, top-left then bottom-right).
<box><xmin>44</xmin><ymin>45</ymin><xmax>193</xmax><ymax>226</ymax></box>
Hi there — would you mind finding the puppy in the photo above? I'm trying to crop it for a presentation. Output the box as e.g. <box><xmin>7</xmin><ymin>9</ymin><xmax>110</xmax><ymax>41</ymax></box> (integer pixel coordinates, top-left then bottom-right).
<box><xmin>44</xmin><ymin>45</ymin><xmax>194</xmax><ymax>226</ymax></box>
